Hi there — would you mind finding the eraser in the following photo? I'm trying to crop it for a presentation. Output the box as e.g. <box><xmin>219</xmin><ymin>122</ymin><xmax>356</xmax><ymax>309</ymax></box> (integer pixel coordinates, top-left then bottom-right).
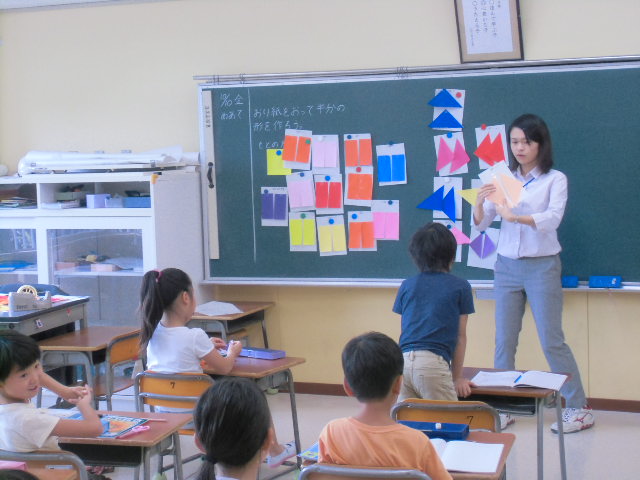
<box><xmin>588</xmin><ymin>276</ymin><xmax>622</xmax><ymax>289</ymax></box>
<box><xmin>561</xmin><ymin>276</ymin><xmax>579</xmax><ymax>288</ymax></box>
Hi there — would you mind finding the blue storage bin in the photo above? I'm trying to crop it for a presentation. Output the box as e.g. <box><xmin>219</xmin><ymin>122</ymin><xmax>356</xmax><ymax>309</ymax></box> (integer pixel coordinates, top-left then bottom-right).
<box><xmin>123</xmin><ymin>196</ymin><xmax>151</xmax><ymax>208</ymax></box>
<box><xmin>398</xmin><ymin>420</ymin><xmax>469</xmax><ymax>440</ymax></box>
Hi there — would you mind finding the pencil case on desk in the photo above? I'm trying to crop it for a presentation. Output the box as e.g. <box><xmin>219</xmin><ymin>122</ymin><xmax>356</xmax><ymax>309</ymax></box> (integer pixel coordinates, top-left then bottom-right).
<box><xmin>239</xmin><ymin>347</ymin><xmax>286</xmax><ymax>360</ymax></box>
<box><xmin>398</xmin><ymin>420</ymin><xmax>469</xmax><ymax>440</ymax></box>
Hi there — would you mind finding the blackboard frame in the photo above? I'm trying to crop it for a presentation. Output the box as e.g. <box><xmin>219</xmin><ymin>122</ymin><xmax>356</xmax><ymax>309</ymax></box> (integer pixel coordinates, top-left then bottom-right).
<box><xmin>197</xmin><ymin>57</ymin><xmax>640</xmax><ymax>287</ymax></box>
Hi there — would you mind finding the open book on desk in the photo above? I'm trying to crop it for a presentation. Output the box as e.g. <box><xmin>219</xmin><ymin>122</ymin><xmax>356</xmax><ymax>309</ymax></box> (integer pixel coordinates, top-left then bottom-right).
<box><xmin>431</xmin><ymin>438</ymin><xmax>503</xmax><ymax>473</ymax></box>
<box><xmin>471</xmin><ymin>370</ymin><xmax>567</xmax><ymax>391</ymax></box>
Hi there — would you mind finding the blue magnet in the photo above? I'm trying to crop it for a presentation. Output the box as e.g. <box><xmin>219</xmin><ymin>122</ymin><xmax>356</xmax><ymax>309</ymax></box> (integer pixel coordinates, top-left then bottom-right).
<box><xmin>347</xmin><ymin>135</ymin><xmax>352</xmax><ymax>139</ymax></box>
<box><xmin>352</xmin><ymin>213</ymin><xmax>358</xmax><ymax>219</ymax></box>
<box><xmin>276</xmin><ymin>150</ymin><xmax>282</xmax><ymax>155</ymax></box>
<box><xmin>447</xmin><ymin>132</ymin><xmax>453</xmax><ymax>138</ymax></box>
<box><xmin>388</xmin><ymin>200</ymin><xmax>393</xmax><ymax>205</ymax></box>
<box><xmin>299</xmin><ymin>172</ymin><xmax>305</xmax><ymax>177</ymax></box>
<box><xmin>329</xmin><ymin>218</ymin><xmax>335</xmax><ymax>224</ymax></box>
<box><xmin>301</xmin><ymin>213</ymin><xmax>306</xmax><ymax>219</ymax></box>
<box><xmin>325</xmin><ymin>175</ymin><xmax>330</xmax><ymax>181</ymax></box>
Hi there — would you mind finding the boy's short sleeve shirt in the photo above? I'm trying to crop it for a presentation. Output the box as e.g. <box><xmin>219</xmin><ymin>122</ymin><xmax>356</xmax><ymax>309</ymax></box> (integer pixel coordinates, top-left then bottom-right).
<box><xmin>0</xmin><ymin>403</ymin><xmax>61</xmax><ymax>452</ymax></box>
<box><xmin>393</xmin><ymin>271</ymin><xmax>474</xmax><ymax>363</ymax></box>
<box><xmin>319</xmin><ymin>417</ymin><xmax>452</xmax><ymax>480</ymax></box>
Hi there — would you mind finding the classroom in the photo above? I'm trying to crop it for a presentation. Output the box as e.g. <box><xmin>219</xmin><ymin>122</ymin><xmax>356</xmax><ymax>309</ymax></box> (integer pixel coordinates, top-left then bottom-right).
<box><xmin>0</xmin><ymin>1</ymin><xmax>639</xmax><ymax>479</ymax></box>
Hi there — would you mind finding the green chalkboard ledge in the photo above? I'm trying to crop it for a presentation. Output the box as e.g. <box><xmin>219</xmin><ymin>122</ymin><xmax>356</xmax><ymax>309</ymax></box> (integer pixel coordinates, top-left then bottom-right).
<box><xmin>200</xmin><ymin>279</ymin><xmax>640</xmax><ymax>292</ymax></box>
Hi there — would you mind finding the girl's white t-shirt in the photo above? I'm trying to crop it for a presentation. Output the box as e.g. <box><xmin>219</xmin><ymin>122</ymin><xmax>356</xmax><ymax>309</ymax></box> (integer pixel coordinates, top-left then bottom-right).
<box><xmin>146</xmin><ymin>323</ymin><xmax>214</xmax><ymax>373</ymax></box>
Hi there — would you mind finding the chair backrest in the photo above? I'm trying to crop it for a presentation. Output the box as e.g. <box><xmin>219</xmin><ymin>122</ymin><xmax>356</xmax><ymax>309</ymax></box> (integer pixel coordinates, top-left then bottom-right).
<box><xmin>0</xmin><ymin>449</ymin><xmax>88</xmax><ymax>480</ymax></box>
<box><xmin>391</xmin><ymin>398</ymin><xmax>501</xmax><ymax>432</ymax></box>
<box><xmin>106</xmin><ymin>331</ymin><xmax>140</xmax><ymax>368</ymax></box>
<box><xmin>299</xmin><ymin>464</ymin><xmax>431</xmax><ymax>480</ymax></box>
<box><xmin>134</xmin><ymin>371</ymin><xmax>214</xmax><ymax>411</ymax></box>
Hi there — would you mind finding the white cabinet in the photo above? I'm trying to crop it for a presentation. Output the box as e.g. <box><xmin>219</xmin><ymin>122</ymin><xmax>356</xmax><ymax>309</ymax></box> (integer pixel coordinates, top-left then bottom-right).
<box><xmin>0</xmin><ymin>170</ymin><xmax>203</xmax><ymax>326</ymax></box>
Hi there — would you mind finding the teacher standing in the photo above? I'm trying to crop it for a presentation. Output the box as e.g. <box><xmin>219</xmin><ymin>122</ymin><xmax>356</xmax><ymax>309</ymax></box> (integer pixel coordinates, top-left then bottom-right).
<box><xmin>473</xmin><ymin>113</ymin><xmax>594</xmax><ymax>434</ymax></box>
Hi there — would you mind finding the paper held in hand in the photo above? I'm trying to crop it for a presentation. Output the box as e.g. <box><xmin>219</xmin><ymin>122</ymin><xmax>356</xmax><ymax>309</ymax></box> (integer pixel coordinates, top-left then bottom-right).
<box><xmin>431</xmin><ymin>438</ymin><xmax>503</xmax><ymax>473</ymax></box>
<box><xmin>471</xmin><ymin>370</ymin><xmax>567</xmax><ymax>391</ymax></box>
<box><xmin>478</xmin><ymin>161</ymin><xmax>523</xmax><ymax>208</ymax></box>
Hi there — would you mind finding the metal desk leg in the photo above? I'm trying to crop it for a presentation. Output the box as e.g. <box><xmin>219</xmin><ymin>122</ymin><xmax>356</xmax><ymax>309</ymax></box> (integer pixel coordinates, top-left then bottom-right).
<box><xmin>556</xmin><ymin>394</ymin><xmax>567</xmax><ymax>480</ymax></box>
<box><xmin>143</xmin><ymin>447</ymin><xmax>152</xmax><ymax>480</ymax></box>
<box><xmin>284</xmin><ymin>369</ymin><xmax>301</xmax><ymax>467</ymax></box>
<box><xmin>172</xmin><ymin>432</ymin><xmax>184</xmax><ymax>480</ymax></box>
<box><xmin>261</xmin><ymin>319</ymin><xmax>269</xmax><ymax>348</ymax></box>
<box><xmin>536</xmin><ymin>398</ymin><xmax>544</xmax><ymax>480</ymax></box>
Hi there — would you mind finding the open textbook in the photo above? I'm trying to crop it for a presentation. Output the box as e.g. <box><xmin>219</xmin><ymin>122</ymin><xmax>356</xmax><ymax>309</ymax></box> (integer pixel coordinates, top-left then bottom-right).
<box><xmin>431</xmin><ymin>438</ymin><xmax>503</xmax><ymax>473</ymax></box>
<box><xmin>471</xmin><ymin>370</ymin><xmax>567</xmax><ymax>391</ymax></box>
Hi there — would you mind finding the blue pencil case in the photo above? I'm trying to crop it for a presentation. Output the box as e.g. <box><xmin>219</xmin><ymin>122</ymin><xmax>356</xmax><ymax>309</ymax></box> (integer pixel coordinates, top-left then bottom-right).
<box><xmin>239</xmin><ymin>347</ymin><xmax>286</xmax><ymax>360</ymax></box>
<box><xmin>398</xmin><ymin>420</ymin><xmax>469</xmax><ymax>440</ymax></box>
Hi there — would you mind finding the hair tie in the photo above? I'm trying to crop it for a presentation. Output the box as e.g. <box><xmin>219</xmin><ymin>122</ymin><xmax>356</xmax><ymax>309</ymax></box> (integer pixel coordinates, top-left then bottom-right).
<box><xmin>204</xmin><ymin>454</ymin><xmax>217</xmax><ymax>465</ymax></box>
<box><xmin>154</xmin><ymin>269</ymin><xmax>163</xmax><ymax>282</ymax></box>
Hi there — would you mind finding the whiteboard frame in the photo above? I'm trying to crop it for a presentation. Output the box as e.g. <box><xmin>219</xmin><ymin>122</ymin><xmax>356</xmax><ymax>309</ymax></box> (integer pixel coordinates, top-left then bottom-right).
<box><xmin>196</xmin><ymin>56</ymin><xmax>640</xmax><ymax>288</ymax></box>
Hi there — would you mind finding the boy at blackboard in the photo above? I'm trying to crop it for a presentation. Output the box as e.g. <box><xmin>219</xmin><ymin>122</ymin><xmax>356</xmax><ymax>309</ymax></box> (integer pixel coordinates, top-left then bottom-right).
<box><xmin>393</xmin><ymin>222</ymin><xmax>475</xmax><ymax>403</ymax></box>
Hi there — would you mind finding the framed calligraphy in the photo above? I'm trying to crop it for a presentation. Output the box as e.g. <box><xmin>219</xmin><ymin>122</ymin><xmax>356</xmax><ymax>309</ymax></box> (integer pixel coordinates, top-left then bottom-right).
<box><xmin>454</xmin><ymin>0</ymin><xmax>523</xmax><ymax>63</ymax></box>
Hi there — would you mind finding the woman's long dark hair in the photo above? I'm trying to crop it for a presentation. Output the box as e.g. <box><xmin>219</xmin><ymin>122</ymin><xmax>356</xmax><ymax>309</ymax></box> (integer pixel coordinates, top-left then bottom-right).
<box><xmin>138</xmin><ymin>267</ymin><xmax>192</xmax><ymax>352</ymax></box>
<box><xmin>508</xmin><ymin>113</ymin><xmax>554</xmax><ymax>174</ymax></box>
<box><xmin>194</xmin><ymin>378</ymin><xmax>271</xmax><ymax>480</ymax></box>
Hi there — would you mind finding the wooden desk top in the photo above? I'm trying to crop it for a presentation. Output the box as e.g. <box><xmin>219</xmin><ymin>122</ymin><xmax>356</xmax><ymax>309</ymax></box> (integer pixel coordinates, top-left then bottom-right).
<box><xmin>0</xmin><ymin>296</ymin><xmax>90</xmax><ymax>321</ymax></box>
<box><xmin>464</xmin><ymin>366</ymin><xmax>557</xmax><ymax>399</ymax></box>
<box><xmin>37</xmin><ymin>326</ymin><xmax>140</xmax><ymax>352</ymax></box>
<box><xmin>452</xmin><ymin>431</ymin><xmax>516</xmax><ymax>480</ymax></box>
<box><xmin>58</xmin><ymin>411</ymin><xmax>191</xmax><ymax>447</ymax></box>
<box><xmin>204</xmin><ymin>356</ymin><xmax>305</xmax><ymax>379</ymax></box>
<box><xmin>192</xmin><ymin>300</ymin><xmax>274</xmax><ymax>321</ymax></box>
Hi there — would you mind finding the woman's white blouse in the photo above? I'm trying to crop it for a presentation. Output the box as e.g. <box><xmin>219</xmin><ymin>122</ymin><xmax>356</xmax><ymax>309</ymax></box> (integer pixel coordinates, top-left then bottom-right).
<box><xmin>475</xmin><ymin>166</ymin><xmax>568</xmax><ymax>259</ymax></box>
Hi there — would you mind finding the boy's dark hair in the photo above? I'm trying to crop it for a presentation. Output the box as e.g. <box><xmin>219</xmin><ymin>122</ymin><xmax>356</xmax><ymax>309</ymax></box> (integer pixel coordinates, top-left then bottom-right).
<box><xmin>342</xmin><ymin>332</ymin><xmax>403</xmax><ymax>401</ymax></box>
<box><xmin>194</xmin><ymin>377</ymin><xmax>271</xmax><ymax>480</ymax></box>
<box><xmin>138</xmin><ymin>267</ymin><xmax>193</xmax><ymax>352</ymax></box>
<box><xmin>409</xmin><ymin>222</ymin><xmax>457</xmax><ymax>272</ymax></box>
<box><xmin>508</xmin><ymin>113</ymin><xmax>554</xmax><ymax>174</ymax></box>
<box><xmin>0</xmin><ymin>331</ymin><xmax>41</xmax><ymax>382</ymax></box>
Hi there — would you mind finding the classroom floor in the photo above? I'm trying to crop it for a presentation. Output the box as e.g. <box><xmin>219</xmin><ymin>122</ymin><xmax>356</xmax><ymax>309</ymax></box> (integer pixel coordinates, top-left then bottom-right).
<box><xmin>43</xmin><ymin>389</ymin><xmax>640</xmax><ymax>480</ymax></box>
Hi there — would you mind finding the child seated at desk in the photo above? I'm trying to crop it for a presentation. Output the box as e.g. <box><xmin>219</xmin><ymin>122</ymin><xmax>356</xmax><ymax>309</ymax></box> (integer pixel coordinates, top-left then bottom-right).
<box><xmin>193</xmin><ymin>377</ymin><xmax>274</xmax><ymax>480</ymax></box>
<box><xmin>139</xmin><ymin>268</ymin><xmax>296</xmax><ymax>467</ymax></box>
<box><xmin>318</xmin><ymin>332</ymin><xmax>452</xmax><ymax>480</ymax></box>
<box><xmin>0</xmin><ymin>331</ymin><xmax>103</xmax><ymax>452</ymax></box>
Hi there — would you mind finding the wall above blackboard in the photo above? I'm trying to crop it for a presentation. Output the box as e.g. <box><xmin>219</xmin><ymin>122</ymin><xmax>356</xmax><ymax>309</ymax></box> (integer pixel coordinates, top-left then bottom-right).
<box><xmin>197</xmin><ymin>58</ymin><xmax>640</xmax><ymax>286</ymax></box>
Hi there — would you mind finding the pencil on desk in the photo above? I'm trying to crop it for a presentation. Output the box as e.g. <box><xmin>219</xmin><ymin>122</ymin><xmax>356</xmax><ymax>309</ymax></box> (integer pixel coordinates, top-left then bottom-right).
<box><xmin>140</xmin><ymin>418</ymin><xmax>168</xmax><ymax>422</ymax></box>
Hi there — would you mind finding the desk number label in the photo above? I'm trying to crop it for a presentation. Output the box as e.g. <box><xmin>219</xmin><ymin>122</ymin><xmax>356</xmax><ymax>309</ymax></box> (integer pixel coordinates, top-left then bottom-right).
<box><xmin>35</xmin><ymin>319</ymin><xmax>43</xmax><ymax>329</ymax></box>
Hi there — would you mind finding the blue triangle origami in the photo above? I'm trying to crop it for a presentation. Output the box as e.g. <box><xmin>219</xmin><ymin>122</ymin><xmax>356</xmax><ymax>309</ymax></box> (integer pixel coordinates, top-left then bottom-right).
<box><xmin>417</xmin><ymin>186</ymin><xmax>444</xmax><ymax>210</ymax></box>
<box><xmin>429</xmin><ymin>110</ymin><xmax>464</xmax><ymax>130</ymax></box>
<box><xmin>442</xmin><ymin>188</ymin><xmax>456</xmax><ymax>222</ymax></box>
<box><xmin>428</xmin><ymin>89</ymin><xmax>462</xmax><ymax>108</ymax></box>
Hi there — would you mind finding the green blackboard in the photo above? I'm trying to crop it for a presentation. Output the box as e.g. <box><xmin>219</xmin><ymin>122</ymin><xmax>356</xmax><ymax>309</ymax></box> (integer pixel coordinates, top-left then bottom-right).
<box><xmin>199</xmin><ymin>61</ymin><xmax>640</xmax><ymax>285</ymax></box>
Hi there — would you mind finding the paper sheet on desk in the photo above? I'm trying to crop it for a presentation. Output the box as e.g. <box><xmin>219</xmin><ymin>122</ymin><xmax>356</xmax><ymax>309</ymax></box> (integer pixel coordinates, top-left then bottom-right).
<box><xmin>195</xmin><ymin>301</ymin><xmax>243</xmax><ymax>316</ymax></box>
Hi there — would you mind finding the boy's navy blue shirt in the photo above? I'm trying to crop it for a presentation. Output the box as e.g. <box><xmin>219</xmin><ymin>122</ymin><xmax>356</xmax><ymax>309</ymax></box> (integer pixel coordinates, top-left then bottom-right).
<box><xmin>393</xmin><ymin>271</ymin><xmax>475</xmax><ymax>364</ymax></box>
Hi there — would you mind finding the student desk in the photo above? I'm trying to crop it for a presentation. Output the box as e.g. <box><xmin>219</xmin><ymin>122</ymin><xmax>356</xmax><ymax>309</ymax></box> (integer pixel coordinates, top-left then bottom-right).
<box><xmin>204</xmin><ymin>355</ymin><xmax>305</xmax><ymax>479</ymax></box>
<box><xmin>0</xmin><ymin>296</ymin><xmax>89</xmax><ymax>336</ymax></box>
<box><xmin>59</xmin><ymin>411</ymin><xmax>191</xmax><ymax>480</ymax></box>
<box><xmin>453</xmin><ymin>431</ymin><xmax>515</xmax><ymax>480</ymax></box>
<box><xmin>463</xmin><ymin>367</ymin><xmax>566</xmax><ymax>480</ymax></box>
<box><xmin>303</xmin><ymin>431</ymin><xmax>514</xmax><ymax>480</ymax></box>
<box><xmin>37</xmin><ymin>326</ymin><xmax>140</xmax><ymax>391</ymax></box>
<box><xmin>190</xmin><ymin>300</ymin><xmax>274</xmax><ymax>347</ymax></box>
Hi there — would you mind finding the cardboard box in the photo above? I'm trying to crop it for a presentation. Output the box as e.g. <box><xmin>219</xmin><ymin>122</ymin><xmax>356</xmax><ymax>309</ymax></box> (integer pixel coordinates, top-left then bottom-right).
<box><xmin>90</xmin><ymin>263</ymin><xmax>120</xmax><ymax>272</ymax></box>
